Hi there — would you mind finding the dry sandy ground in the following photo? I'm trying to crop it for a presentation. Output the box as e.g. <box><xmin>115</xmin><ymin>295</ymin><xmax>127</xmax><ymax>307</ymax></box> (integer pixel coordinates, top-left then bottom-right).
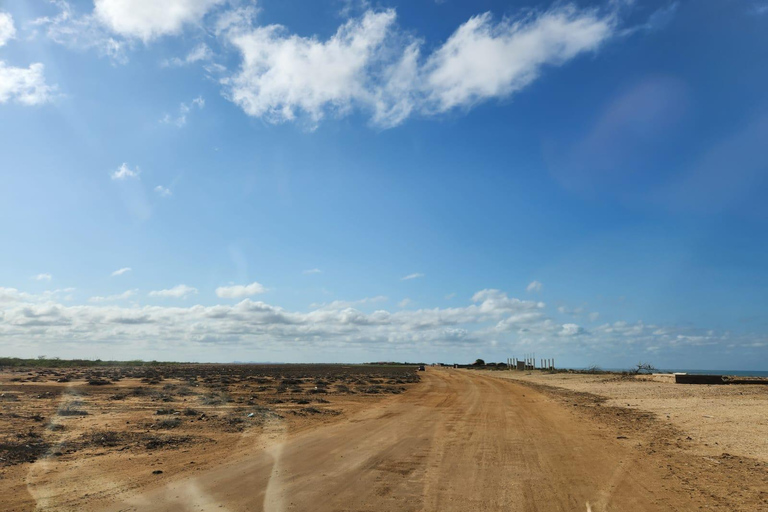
<box><xmin>3</xmin><ymin>368</ymin><xmax>768</xmax><ymax>511</ymax></box>
<box><xmin>480</xmin><ymin>369</ymin><xmax>768</xmax><ymax>462</ymax></box>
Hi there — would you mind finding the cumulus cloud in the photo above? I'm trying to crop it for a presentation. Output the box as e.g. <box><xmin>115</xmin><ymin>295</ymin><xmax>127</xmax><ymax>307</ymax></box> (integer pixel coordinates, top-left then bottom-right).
<box><xmin>223</xmin><ymin>5</ymin><xmax>616</xmax><ymax>127</ymax></box>
<box><xmin>526</xmin><ymin>280</ymin><xmax>543</xmax><ymax>293</ymax></box>
<box><xmin>29</xmin><ymin>2</ymin><xmax>623</xmax><ymax>126</ymax></box>
<box><xmin>422</xmin><ymin>7</ymin><xmax>613</xmax><ymax>113</ymax></box>
<box><xmin>401</xmin><ymin>273</ymin><xmax>424</xmax><ymax>281</ymax></box>
<box><xmin>32</xmin><ymin>0</ymin><xmax>221</xmax><ymax>62</ymax></box>
<box><xmin>111</xmin><ymin>163</ymin><xmax>140</xmax><ymax>180</ymax></box>
<box><xmin>0</xmin><ymin>61</ymin><xmax>57</xmax><ymax>106</ymax></box>
<box><xmin>111</xmin><ymin>267</ymin><xmax>131</xmax><ymax>277</ymax></box>
<box><xmin>94</xmin><ymin>0</ymin><xmax>224</xmax><ymax>42</ymax></box>
<box><xmin>216</xmin><ymin>281</ymin><xmax>267</xmax><ymax>298</ymax></box>
<box><xmin>224</xmin><ymin>9</ymin><xmax>412</xmax><ymax>127</ymax></box>
<box><xmin>89</xmin><ymin>289</ymin><xmax>137</xmax><ymax>303</ymax></box>
<box><xmin>148</xmin><ymin>284</ymin><xmax>198</xmax><ymax>299</ymax></box>
<box><xmin>0</xmin><ymin>286</ymin><xmax>754</xmax><ymax>360</ymax></box>
<box><xmin>0</xmin><ymin>12</ymin><xmax>16</xmax><ymax>47</ymax></box>
<box><xmin>34</xmin><ymin>274</ymin><xmax>52</xmax><ymax>281</ymax></box>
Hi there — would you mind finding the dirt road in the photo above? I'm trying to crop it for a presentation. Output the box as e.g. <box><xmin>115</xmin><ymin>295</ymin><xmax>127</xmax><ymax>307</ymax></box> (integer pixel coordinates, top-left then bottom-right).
<box><xmin>98</xmin><ymin>369</ymin><xmax>692</xmax><ymax>512</ymax></box>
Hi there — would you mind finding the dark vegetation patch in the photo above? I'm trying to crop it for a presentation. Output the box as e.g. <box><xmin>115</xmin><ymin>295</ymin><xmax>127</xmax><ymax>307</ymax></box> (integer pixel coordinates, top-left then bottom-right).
<box><xmin>0</xmin><ymin>432</ymin><xmax>50</xmax><ymax>466</ymax></box>
<box><xmin>57</xmin><ymin>405</ymin><xmax>88</xmax><ymax>416</ymax></box>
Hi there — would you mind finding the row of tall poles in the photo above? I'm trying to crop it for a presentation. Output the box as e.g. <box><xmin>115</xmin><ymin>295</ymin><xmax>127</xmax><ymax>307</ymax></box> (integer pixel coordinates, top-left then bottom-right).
<box><xmin>506</xmin><ymin>355</ymin><xmax>555</xmax><ymax>370</ymax></box>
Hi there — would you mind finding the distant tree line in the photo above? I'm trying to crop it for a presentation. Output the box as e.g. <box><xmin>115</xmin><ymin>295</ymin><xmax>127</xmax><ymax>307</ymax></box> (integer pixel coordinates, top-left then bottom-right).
<box><xmin>0</xmin><ymin>357</ymin><xmax>178</xmax><ymax>368</ymax></box>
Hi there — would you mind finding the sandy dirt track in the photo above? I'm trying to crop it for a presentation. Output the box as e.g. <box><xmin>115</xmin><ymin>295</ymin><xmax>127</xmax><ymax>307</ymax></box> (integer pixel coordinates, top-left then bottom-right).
<box><xmin>97</xmin><ymin>369</ymin><xmax>696</xmax><ymax>512</ymax></box>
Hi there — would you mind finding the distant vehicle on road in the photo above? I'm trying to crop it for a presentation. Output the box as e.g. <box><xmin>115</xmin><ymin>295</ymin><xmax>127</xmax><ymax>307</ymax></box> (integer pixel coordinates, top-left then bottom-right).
<box><xmin>417</xmin><ymin>365</ymin><xmax>426</xmax><ymax>371</ymax></box>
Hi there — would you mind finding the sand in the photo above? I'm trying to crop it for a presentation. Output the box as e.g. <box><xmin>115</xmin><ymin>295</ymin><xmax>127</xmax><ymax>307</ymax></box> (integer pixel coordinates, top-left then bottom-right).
<box><xmin>2</xmin><ymin>365</ymin><xmax>767</xmax><ymax>511</ymax></box>
<box><xmin>478</xmin><ymin>369</ymin><xmax>768</xmax><ymax>462</ymax></box>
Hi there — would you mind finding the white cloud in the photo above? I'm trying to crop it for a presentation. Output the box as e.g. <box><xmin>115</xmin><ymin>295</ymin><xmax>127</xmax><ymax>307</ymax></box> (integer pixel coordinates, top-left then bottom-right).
<box><xmin>29</xmin><ymin>3</ymin><xmax>619</xmax><ymax>126</ymax></box>
<box><xmin>303</xmin><ymin>268</ymin><xmax>322</xmax><ymax>275</ymax></box>
<box><xmin>161</xmin><ymin>43</ymin><xmax>213</xmax><ymax>67</ymax></box>
<box><xmin>31</xmin><ymin>1</ymin><xmax>129</xmax><ymax>63</ymax></box>
<box><xmin>148</xmin><ymin>284</ymin><xmax>198</xmax><ymax>299</ymax></box>
<box><xmin>94</xmin><ymin>0</ymin><xmax>225</xmax><ymax>42</ymax></box>
<box><xmin>160</xmin><ymin>96</ymin><xmax>204</xmax><ymax>127</ymax></box>
<box><xmin>111</xmin><ymin>163</ymin><xmax>140</xmax><ymax>180</ymax></box>
<box><xmin>89</xmin><ymin>289</ymin><xmax>137</xmax><ymax>303</ymax></box>
<box><xmin>0</xmin><ymin>287</ymin><xmax>75</xmax><ymax>305</ymax></box>
<box><xmin>401</xmin><ymin>273</ymin><xmax>424</xmax><ymax>281</ymax></box>
<box><xmin>216</xmin><ymin>281</ymin><xmax>267</xmax><ymax>298</ymax></box>
<box><xmin>560</xmin><ymin>323</ymin><xmax>585</xmax><ymax>336</ymax></box>
<box><xmin>0</xmin><ymin>62</ymin><xmax>57</xmax><ymax>105</ymax></box>
<box><xmin>0</xmin><ymin>12</ymin><xmax>16</xmax><ymax>47</ymax></box>
<box><xmin>224</xmin><ymin>9</ymin><xmax>417</xmax><ymax>127</ymax></box>
<box><xmin>1</xmin><ymin>286</ymin><xmax>753</xmax><ymax>361</ymax></box>
<box><xmin>111</xmin><ymin>267</ymin><xmax>132</xmax><ymax>277</ymax></box>
<box><xmin>398</xmin><ymin>298</ymin><xmax>412</xmax><ymax>308</ymax></box>
<box><xmin>423</xmin><ymin>7</ymin><xmax>613</xmax><ymax>113</ymax></box>
<box><xmin>526</xmin><ymin>280</ymin><xmax>543</xmax><ymax>293</ymax></box>
<box><xmin>310</xmin><ymin>296</ymin><xmax>387</xmax><ymax>310</ymax></box>
<box><xmin>154</xmin><ymin>185</ymin><xmax>172</xmax><ymax>197</ymax></box>
<box><xmin>214</xmin><ymin>5</ymin><xmax>258</xmax><ymax>36</ymax></box>
<box><xmin>445</xmin><ymin>292</ymin><xmax>456</xmax><ymax>300</ymax></box>
<box><xmin>224</xmin><ymin>6</ymin><xmax>616</xmax><ymax>128</ymax></box>
<box><xmin>34</xmin><ymin>273</ymin><xmax>52</xmax><ymax>281</ymax></box>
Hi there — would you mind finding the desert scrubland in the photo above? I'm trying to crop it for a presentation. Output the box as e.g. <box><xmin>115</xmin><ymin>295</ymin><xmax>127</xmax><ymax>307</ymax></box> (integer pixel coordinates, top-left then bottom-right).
<box><xmin>1</xmin><ymin>364</ymin><xmax>766</xmax><ymax>511</ymax></box>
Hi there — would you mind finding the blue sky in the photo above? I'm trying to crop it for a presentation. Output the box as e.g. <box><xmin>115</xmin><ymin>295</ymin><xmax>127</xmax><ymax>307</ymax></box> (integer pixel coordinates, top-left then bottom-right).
<box><xmin>0</xmin><ymin>0</ymin><xmax>767</xmax><ymax>368</ymax></box>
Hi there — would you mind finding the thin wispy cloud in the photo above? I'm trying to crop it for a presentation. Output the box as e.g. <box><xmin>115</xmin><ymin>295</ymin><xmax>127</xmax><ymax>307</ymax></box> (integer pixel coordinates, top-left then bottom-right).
<box><xmin>111</xmin><ymin>163</ymin><xmax>140</xmax><ymax>180</ymax></box>
<box><xmin>303</xmin><ymin>268</ymin><xmax>322</xmax><ymax>275</ymax></box>
<box><xmin>216</xmin><ymin>281</ymin><xmax>267</xmax><ymax>298</ymax></box>
<box><xmin>0</xmin><ymin>11</ymin><xmax>16</xmax><ymax>46</ymax></box>
<box><xmin>751</xmin><ymin>2</ymin><xmax>768</xmax><ymax>15</ymax></box>
<box><xmin>111</xmin><ymin>267</ymin><xmax>131</xmax><ymax>277</ymax></box>
<box><xmin>88</xmin><ymin>289</ymin><xmax>136</xmax><ymax>303</ymax></box>
<box><xmin>526</xmin><ymin>281</ymin><xmax>543</xmax><ymax>293</ymax></box>
<box><xmin>30</xmin><ymin>1</ymin><xmax>129</xmax><ymax>63</ymax></box>
<box><xmin>161</xmin><ymin>43</ymin><xmax>214</xmax><ymax>67</ymax></box>
<box><xmin>401</xmin><ymin>273</ymin><xmax>424</xmax><ymax>281</ymax></box>
<box><xmin>154</xmin><ymin>185</ymin><xmax>172</xmax><ymax>197</ymax></box>
<box><xmin>33</xmin><ymin>273</ymin><xmax>52</xmax><ymax>281</ymax></box>
<box><xmin>148</xmin><ymin>284</ymin><xmax>198</xmax><ymax>299</ymax></box>
<box><xmin>160</xmin><ymin>96</ymin><xmax>204</xmax><ymax>127</ymax></box>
